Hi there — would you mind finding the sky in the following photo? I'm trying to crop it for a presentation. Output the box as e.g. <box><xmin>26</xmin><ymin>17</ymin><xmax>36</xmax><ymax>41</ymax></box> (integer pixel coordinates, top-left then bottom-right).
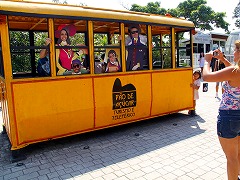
<box><xmin>32</xmin><ymin>0</ymin><xmax>239</xmax><ymax>33</ymax></box>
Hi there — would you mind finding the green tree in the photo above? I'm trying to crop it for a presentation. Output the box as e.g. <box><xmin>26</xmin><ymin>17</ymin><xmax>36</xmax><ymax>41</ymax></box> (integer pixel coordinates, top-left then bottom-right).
<box><xmin>10</xmin><ymin>31</ymin><xmax>48</xmax><ymax>73</ymax></box>
<box><xmin>10</xmin><ymin>31</ymin><xmax>31</xmax><ymax>73</ymax></box>
<box><xmin>130</xmin><ymin>0</ymin><xmax>229</xmax><ymax>33</ymax></box>
<box><xmin>131</xmin><ymin>2</ymin><xmax>167</xmax><ymax>15</ymax></box>
<box><xmin>177</xmin><ymin>0</ymin><xmax>229</xmax><ymax>32</ymax></box>
<box><xmin>233</xmin><ymin>1</ymin><xmax>240</xmax><ymax>28</ymax></box>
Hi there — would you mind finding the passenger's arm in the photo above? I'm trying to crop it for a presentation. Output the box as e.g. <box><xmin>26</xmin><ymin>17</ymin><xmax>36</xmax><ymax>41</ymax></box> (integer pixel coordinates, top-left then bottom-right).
<box><xmin>203</xmin><ymin>52</ymin><xmax>235</xmax><ymax>82</ymax></box>
<box><xmin>132</xmin><ymin>63</ymin><xmax>140</xmax><ymax>70</ymax></box>
<box><xmin>220</xmin><ymin>57</ymin><xmax>232</xmax><ymax>67</ymax></box>
<box><xmin>39</xmin><ymin>38</ymin><xmax>51</xmax><ymax>58</ymax></box>
<box><xmin>55</xmin><ymin>49</ymin><xmax>67</xmax><ymax>75</ymax></box>
<box><xmin>139</xmin><ymin>35</ymin><xmax>147</xmax><ymax>45</ymax></box>
<box><xmin>125</xmin><ymin>36</ymin><xmax>132</xmax><ymax>46</ymax></box>
<box><xmin>72</xmin><ymin>49</ymin><xmax>86</xmax><ymax>60</ymax></box>
<box><xmin>39</xmin><ymin>49</ymin><xmax>47</xmax><ymax>59</ymax></box>
<box><xmin>72</xmin><ymin>44</ymin><xmax>88</xmax><ymax>60</ymax></box>
<box><xmin>80</xmin><ymin>68</ymin><xmax>89</xmax><ymax>74</ymax></box>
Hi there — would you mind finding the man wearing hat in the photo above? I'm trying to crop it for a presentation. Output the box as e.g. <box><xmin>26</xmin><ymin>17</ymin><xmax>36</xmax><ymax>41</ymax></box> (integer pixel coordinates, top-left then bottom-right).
<box><xmin>55</xmin><ymin>24</ymin><xmax>76</xmax><ymax>75</ymax></box>
<box><xmin>125</xmin><ymin>25</ymin><xmax>147</xmax><ymax>71</ymax></box>
<box><xmin>63</xmin><ymin>59</ymin><xmax>89</xmax><ymax>75</ymax></box>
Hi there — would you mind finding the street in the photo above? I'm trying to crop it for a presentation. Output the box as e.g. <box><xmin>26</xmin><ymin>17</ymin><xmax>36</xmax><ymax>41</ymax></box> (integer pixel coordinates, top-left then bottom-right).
<box><xmin>0</xmin><ymin>82</ymin><xmax>227</xmax><ymax>180</ymax></box>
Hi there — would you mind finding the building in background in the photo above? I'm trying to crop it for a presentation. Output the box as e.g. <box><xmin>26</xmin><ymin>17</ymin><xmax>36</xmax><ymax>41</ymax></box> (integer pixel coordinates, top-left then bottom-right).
<box><xmin>181</xmin><ymin>31</ymin><xmax>228</xmax><ymax>69</ymax></box>
<box><xmin>225</xmin><ymin>30</ymin><xmax>240</xmax><ymax>63</ymax></box>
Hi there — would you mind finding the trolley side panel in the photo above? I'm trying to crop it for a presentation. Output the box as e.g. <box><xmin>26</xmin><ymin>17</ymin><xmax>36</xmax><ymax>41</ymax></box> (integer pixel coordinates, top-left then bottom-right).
<box><xmin>12</xmin><ymin>78</ymin><xmax>94</xmax><ymax>145</ymax></box>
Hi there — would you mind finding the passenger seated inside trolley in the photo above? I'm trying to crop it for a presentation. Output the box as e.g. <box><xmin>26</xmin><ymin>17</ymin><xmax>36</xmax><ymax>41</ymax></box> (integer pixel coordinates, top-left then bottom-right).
<box><xmin>63</xmin><ymin>59</ymin><xmax>89</xmax><ymax>75</ymax></box>
<box><xmin>37</xmin><ymin>38</ymin><xmax>52</xmax><ymax>77</ymax></box>
<box><xmin>55</xmin><ymin>24</ymin><xmax>88</xmax><ymax>75</ymax></box>
<box><xmin>105</xmin><ymin>49</ymin><xmax>121</xmax><ymax>72</ymax></box>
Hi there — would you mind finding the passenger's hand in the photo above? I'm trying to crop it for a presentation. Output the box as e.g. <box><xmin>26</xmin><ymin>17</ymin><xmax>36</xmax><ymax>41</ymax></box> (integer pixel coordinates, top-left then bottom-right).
<box><xmin>77</xmin><ymin>44</ymin><xmax>88</xmax><ymax>54</ymax></box>
<box><xmin>77</xmin><ymin>49</ymin><xmax>84</xmax><ymax>56</ymax></box>
<box><xmin>118</xmin><ymin>35</ymin><xmax>122</xmax><ymax>41</ymax></box>
<box><xmin>132</xmin><ymin>64</ymin><xmax>139</xmax><ymax>70</ymax></box>
<box><xmin>82</xmin><ymin>48</ymin><xmax>88</xmax><ymax>54</ymax></box>
<box><xmin>45</xmin><ymin>38</ymin><xmax>52</xmax><ymax>46</ymax></box>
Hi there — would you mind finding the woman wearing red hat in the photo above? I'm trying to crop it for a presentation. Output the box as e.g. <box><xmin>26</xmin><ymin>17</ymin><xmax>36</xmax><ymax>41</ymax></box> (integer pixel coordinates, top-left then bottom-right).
<box><xmin>55</xmin><ymin>24</ymin><xmax>87</xmax><ymax>75</ymax></box>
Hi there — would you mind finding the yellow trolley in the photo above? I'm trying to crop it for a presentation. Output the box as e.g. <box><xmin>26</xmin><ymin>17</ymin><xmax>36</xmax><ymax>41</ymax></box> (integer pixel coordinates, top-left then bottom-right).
<box><xmin>0</xmin><ymin>0</ymin><xmax>195</xmax><ymax>161</ymax></box>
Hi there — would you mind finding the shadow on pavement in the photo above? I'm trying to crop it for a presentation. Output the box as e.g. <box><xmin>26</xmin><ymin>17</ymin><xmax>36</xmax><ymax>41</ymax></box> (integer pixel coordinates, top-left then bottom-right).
<box><xmin>0</xmin><ymin>112</ymin><xmax>206</xmax><ymax>178</ymax></box>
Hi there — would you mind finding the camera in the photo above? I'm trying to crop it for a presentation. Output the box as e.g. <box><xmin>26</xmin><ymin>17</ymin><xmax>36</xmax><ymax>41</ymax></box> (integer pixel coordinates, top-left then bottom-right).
<box><xmin>213</xmin><ymin>52</ymin><xmax>218</xmax><ymax>56</ymax></box>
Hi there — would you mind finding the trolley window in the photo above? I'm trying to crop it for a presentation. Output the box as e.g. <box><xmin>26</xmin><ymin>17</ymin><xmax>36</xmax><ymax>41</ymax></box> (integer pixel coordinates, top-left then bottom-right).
<box><xmin>8</xmin><ymin>16</ymin><xmax>49</xmax><ymax>78</ymax></box>
<box><xmin>93</xmin><ymin>21</ymin><xmax>121</xmax><ymax>74</ymax></box>
<box><xmin>125</xmin><ymin>24</ymin><xmax>149</xmax><ymax>71</ymax></box>
<box><xmin>152</xmin><ymin>25</ymin><xmax>172</xmax><ymax>69</ymax></box>
<box><xmin>176</xmin><ymin>30</ymin><xmax>192</xmax><ymax>68</ymax></box>
<box><xmin>54</xmin><ymin>18</ymin><xmax>89</xmax><ymax>76</ymax></box>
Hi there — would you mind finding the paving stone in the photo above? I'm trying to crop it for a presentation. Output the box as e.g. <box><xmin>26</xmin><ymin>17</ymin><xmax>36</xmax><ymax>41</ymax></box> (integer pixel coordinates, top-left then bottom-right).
<box><xmin>3</xmin><ymin>171</ymin><xmax>24</xmax><ymax>179</ymax></box>
<box><xmin>0</xmin><ymin>83</ymin><xmax>229</xmax><ymax>179</ymax></box>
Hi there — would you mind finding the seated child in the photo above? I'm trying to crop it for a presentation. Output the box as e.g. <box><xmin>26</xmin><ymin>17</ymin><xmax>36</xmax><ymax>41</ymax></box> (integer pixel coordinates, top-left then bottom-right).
<box><xmin>105</xmin><ymin>50</ymin><xmax>121</xmax><ymax>72</ymax></box>
<box><xmin>37</xmin><ymin>56</ymin><xmax>50</xmax><ymax>76</ymax></box>
<box><xmin>63</xmin><ymin>59</ymin><xmax>89</xmax><ymax>75</ymax></box>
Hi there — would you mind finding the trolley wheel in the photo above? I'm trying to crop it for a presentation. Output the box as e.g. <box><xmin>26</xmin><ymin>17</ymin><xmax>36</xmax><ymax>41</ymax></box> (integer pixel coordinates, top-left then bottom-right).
<box><xmin>11</xmin><ymin>149</ymin><xmax>27</xmax><ymax>163</ymax></box>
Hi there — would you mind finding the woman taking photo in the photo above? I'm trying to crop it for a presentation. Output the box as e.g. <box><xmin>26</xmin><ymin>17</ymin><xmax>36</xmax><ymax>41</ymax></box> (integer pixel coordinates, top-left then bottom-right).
<box><xmin>203</xmin><ymin>40</ymin><xmax>240</xmax><ymax>180</ymax></box>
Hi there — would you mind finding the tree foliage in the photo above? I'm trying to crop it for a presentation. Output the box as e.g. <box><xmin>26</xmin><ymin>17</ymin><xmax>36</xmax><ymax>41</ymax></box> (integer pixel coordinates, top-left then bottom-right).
<box><xmin>233</xmin><ymin>1</ymin><xmax>240</xmax><ymax>28</ymax></box>
<box><xmin>10</xmin><ymin>31</ymin><xmax>48</xmax><ymax>73</ymax></box>
<box><xmin>131</xmin><ymin>2</ymin><xmax>167</xmax><ymax>15</ymax></box>
<box><xmin>130</xmin><ymin>0</ymin><xmax>229</xmax><ymax>33</ymax></box>
<box><xmin>10</xmin><ymin>31</ymin><xmax>31</xmax><ymax>73</ymax></box>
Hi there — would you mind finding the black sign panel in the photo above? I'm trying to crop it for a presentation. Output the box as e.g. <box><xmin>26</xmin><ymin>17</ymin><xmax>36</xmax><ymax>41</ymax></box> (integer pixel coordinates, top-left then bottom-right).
<box><xmin>112</xmin><ymin>78</ymin><xmax>137</xmax><ymax>110</ymax></box>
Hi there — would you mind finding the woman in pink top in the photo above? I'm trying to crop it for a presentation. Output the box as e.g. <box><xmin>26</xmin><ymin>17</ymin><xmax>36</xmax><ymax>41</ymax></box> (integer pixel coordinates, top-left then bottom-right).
<box><xmin>203</xmin><ymin>40</ymin><xmax>240</xmax><ymax>180</ymax></box>
<box><xmin>55</xmin><ymin>24</ymin><xmax>76</xmax><ymax>75</ymax></box>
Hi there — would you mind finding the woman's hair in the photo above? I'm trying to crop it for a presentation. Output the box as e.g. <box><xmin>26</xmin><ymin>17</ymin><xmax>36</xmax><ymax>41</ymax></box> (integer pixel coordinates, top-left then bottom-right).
<box><xmin>235</xmin><ymin>40</ymin><xmax>240</xmax><ymax>69</ymax></box>
<box><xmin>57</xmin><ymin>29</ymin><xmax>71</xmax><ymax>45</ymax></box>
<box><xmin>193</xmin><ymin>70</ymin><xmax>201</xmax><ymax>79</ymax></box>
<box><xmin>108</xmin><ymin>50</ymin><xmax>117</xmax><ymax>57</ymax></box>
<box><xmin>200</xmin><ymin>52</ymin><xmax>204</xmax><ymax>58</ymax></box>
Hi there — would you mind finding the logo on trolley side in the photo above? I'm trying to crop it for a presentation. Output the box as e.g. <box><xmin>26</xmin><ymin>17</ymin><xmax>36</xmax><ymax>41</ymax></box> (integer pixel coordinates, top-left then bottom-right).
<box><xmin>112</xmin><ymin>78</ymin><xmax>136</xmax><ymax>120</ymax></box>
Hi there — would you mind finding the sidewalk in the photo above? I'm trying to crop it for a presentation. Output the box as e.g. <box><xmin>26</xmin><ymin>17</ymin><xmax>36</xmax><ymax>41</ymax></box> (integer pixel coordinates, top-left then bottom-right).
<box><xmin>0</xmin><ymin>82</ymin><xmax>227</xmax><ymax>180</ymax></box>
